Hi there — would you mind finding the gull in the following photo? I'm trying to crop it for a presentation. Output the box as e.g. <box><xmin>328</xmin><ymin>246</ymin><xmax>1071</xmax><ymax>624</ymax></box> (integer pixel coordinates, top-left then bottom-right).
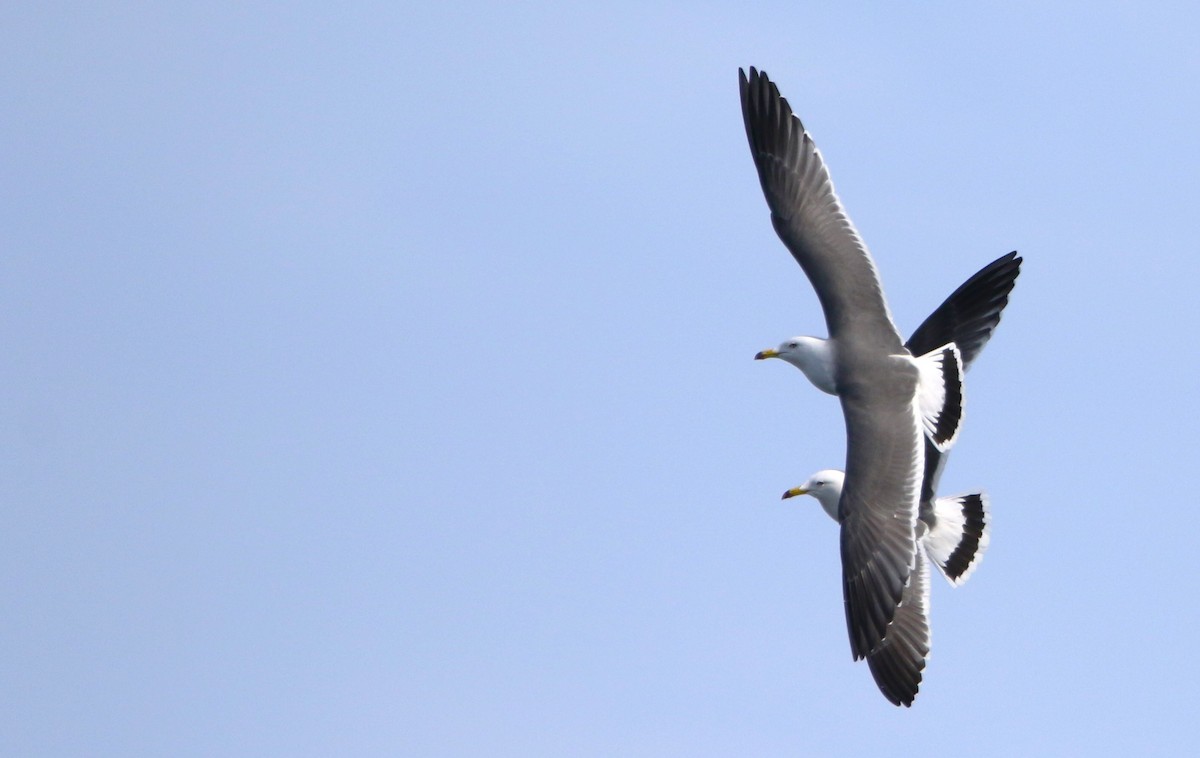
<box><xmin>740</xmin><ymin>66</ymin><xmax>987</xmax><ymax>703</ymax></box>
<box><xmin>784</xmin><ymin>469</ymin><xmax>989</xmax><ymax>706</ymax></box>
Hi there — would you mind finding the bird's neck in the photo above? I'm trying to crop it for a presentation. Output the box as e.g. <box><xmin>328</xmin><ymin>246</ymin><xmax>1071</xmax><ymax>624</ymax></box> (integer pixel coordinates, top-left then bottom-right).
<box><xmin>784</xmin><ymin>339</ymin><xmax>837</xmax><ymax>395</ymax></box>
<box><xmin>814</xmin><ymin>489</ymin><xmax>842</xmax><ymax>522</ymax></box>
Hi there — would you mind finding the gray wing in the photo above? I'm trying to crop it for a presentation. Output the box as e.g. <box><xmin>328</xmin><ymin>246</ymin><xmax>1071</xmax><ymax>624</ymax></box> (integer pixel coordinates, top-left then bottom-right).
<box><xmin>907</xmin><ymin>251</ymin><xmax>1022</xmax><ymax>504</ymax></box>
<box><xmin>739</xmin><ymin>67</ymin><xmax>904</xmax><ymax>352</ymax></box>
<box><xmin>866</xmin><ymin>541</ymin><xmax>931</xmax><ymax>707</ymax></box>
<box><xmin>837</xmin><ymin>365</ymin><xmax>923</xmax><ymax>660</ymax></box>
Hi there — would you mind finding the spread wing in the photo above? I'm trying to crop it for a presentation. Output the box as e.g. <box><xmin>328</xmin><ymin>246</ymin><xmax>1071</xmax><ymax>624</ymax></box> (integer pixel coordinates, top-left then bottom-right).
<box><xmin>837</xmin><ymin>373</ymin><xmax>923</xmax><ymax>660</ymax></box>
<box><xmin>906</xmin><ymin>250</ymin><xmax>1022</xmax><ymax>370</ymax></box>
<box><xmin>739</xmin><ymin>67</ymin><xmax>903</xmax><ymax>353</ymax></box>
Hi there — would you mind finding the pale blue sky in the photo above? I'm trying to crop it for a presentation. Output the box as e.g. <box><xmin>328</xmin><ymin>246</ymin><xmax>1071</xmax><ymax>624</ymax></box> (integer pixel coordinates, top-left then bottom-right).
<box><xmin>3</xmin><ymin>3</ymin><xmax>1198</xmax><ymax>755</ymax></box>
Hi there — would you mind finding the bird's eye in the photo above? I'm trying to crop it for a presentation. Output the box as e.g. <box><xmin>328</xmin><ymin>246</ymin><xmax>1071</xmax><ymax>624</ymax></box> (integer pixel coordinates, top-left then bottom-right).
<box><xmin>787</xmin><ymin>341</ymin><xmax>798</xmax><ymax>348</ymax></box>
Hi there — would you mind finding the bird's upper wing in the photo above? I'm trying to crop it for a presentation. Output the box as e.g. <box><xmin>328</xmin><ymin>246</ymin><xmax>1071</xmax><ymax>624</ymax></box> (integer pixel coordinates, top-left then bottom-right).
<box><xmin>906</xmin><ymin>251</ymin><xmax>1022</xmax><ymax>370</ymax></box>
<box><xmin>739</xmin><ymin>67</ymin><xmax>903</xmax><ymax>352</ymax></box>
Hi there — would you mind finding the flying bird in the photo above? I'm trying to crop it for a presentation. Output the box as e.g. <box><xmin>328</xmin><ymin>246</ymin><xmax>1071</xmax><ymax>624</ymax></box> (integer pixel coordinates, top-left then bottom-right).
<box><xmin>784</xmin><ymin>468</ymin><xmax>989</xmax><ymax>706</ymax></box>
<box><xmin>739</xmin><ymin>66</ymin><xmax>993</xmax><ymax>704</ymax></box>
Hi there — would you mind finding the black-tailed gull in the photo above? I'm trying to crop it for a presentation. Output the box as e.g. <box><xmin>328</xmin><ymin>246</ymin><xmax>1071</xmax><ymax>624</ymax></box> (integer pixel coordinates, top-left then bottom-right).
<box><xmin>739</xmin><ymin>66</ymin><xmax>984</xmax><ymax>702</ymax></box>
<box><xmin>784</xmin><ymin>469</ymin><xmax>989</xmax><ymax>705</ymax></box>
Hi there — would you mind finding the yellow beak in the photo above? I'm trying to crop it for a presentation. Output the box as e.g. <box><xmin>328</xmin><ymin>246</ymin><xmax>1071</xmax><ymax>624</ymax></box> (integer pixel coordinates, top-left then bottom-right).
<box><xmin>755</xmin><ymin>348</ymin><xmax>779</xmax><ymax>360</ymax></box>
<box><xmin>781</xmin><ymin>487</ymin><xmax>808</xmax><ymax>500</ymax></box>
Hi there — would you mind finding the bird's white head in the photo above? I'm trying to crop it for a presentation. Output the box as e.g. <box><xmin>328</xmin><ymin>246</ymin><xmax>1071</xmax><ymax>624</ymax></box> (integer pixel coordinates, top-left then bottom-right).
<box><xmin>754</xmin><ymin>336</ymin><xmax>836</xmax><ymax>394</ymax></box>
<box><xmin>782</xmin><ymin>469</ymin><xmax>845</xmax><ymax>522</ymax></box>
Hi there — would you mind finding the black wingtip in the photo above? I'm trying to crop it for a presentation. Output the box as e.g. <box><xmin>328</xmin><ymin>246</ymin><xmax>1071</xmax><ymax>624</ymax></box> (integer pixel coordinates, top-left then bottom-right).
<box><xmin>866</xmin><ymin>642</ymin><xmax>924</xmax><ymax>707</ymax></box>
<box><xmin>933</xmin><ymin>345</ymin><xmax>963</xmax><ymax>448</ymax></box>
<box><xmin>905</xmin><ymin>250</ymin><xmax>1024</xmax><ymax>370</ymax></box>
<box><xmin>942</xmin><ymin>493</ymin><xmax>990</xmax><ymax>582</ymax></box>
<box><xmin>917</xmin><ymin>343</ymin><xmax>964</xmax><ymax>452</ymax></box>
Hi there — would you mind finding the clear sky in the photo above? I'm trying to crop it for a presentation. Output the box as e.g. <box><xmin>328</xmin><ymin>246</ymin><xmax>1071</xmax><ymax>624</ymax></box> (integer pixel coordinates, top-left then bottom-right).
<box><xmin>3</xmin><ymin>2</ymin><xmax>1198</xmax><ymax>755</ymax></box>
